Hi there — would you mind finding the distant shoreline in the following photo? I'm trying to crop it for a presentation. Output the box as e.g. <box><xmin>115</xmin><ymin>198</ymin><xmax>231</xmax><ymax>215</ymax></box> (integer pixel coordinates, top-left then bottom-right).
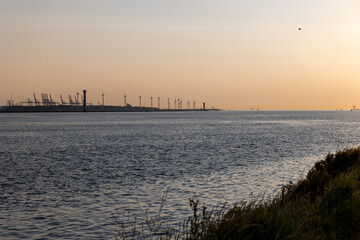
<box><xmin>0</xmin><ymin>105</ymin><xmax>220</xmax><ymax>113</ymax></box>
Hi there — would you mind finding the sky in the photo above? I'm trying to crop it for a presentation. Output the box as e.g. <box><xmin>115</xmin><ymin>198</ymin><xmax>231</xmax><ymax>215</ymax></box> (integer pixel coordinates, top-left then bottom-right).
<box><xmin>1</xmin><ymin>0</ymin><xmax>360</xmax><ymax>110</ymax></box>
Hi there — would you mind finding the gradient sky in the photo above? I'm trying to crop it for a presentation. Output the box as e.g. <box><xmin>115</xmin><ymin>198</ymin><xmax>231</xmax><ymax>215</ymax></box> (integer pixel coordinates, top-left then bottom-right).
<box><xmin>1</xmin><ymin>0</ymin><xmax>360</xmax><ymax>110</ymax></box>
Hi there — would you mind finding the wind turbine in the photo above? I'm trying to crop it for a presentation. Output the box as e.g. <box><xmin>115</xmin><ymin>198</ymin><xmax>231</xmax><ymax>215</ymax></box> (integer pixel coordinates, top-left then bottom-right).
<box><xmin>102</xmin><ymin>91</ymin><xmax>105</xmax><ymax>106</ymax></box>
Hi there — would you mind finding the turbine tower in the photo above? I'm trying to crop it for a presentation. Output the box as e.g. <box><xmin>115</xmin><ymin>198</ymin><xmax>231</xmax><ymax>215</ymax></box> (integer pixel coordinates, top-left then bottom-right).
<box><xmin>102</xmin><ymin>91</ymin><xmax>105</xmax><ymax>106</ymax></box>
<box><xmin>187</xmin><ymin>100</ymin><xmax>190</xmax><ymax>110</ymax></box>
<box><xmin>157</xmin><ymin>97</ymin><xmax>160</xmax><ymax>109</ymax></box>
<box><xmin>139</xmin><ymin>95</ymin><xmax>142</xmax><ymax>107</ymax></box>
<box><xmin>150</xmin><ymin>96</ymin><xmax>153</xmax><ymax>108</ymax></box>
<box><xmin>168</xmin><ymin>98</ymin><xmax>170</xmax><ymax>109</ymax></box>
<box><xmin>193</xmin><ymin>101</ymin><xmax>196</xmax><ymax>110</ymax></box>
<box><xmin>174</xmin><ymin>98</ymin><xmax>177</xmax><ymax>110</ymax></box>
<box><xmin>124</xmin><ymin>94</ymin><xmax>127</xmax><ymax>107</ymax></box>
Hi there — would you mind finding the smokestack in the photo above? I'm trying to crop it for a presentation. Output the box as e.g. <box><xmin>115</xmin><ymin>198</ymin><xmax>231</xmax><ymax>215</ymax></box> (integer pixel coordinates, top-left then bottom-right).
<box><xmin>83</xmin><ymin>90</ymin><xmax>87</xmax><ymax>112</ymax></box>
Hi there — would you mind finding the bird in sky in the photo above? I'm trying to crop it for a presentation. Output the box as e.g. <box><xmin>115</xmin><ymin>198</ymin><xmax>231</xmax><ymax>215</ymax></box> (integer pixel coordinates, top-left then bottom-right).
<box><xmin>299</xmin><ymin>28</ymin><xmax>301</xmax><ymax>30</ymax></box>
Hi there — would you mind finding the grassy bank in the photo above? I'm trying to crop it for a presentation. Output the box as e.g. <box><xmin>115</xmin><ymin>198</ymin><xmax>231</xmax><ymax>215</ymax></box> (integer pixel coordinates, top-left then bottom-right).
<box><xmin>116</xmin><ymin>147</ymin><xmax>360</xmax><ymax>240</ymax></box>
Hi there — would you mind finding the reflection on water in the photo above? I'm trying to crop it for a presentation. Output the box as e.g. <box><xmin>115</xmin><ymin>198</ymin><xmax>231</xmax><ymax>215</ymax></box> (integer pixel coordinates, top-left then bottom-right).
<box><xmin>1</xmin><ymin>111</ymin><xmax>360</xmax><ymax>239</ymax></box>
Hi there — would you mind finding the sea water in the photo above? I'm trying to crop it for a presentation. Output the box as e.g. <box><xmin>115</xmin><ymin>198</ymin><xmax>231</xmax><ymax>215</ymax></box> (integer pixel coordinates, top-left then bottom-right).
<box><xmin>1</xmin><ymin>111</ymin><xmax>360</xmax><ymax>239</ymax></box>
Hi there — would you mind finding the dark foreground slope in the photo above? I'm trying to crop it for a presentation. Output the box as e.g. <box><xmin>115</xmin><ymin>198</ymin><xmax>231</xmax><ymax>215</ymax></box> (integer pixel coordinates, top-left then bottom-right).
<box><xmin>116</xmin><ymin>148</ymin><xmax>360</xmax><ymax>240</ymax></box>
<box><xmin>192</xmin><ymin>148</ymin><xmax>360</xmax><ymax>240</ymax></box>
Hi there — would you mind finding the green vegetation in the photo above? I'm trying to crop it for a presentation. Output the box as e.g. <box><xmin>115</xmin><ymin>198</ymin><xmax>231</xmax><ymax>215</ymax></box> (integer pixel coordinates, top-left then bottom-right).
<box><xmin>116</xmin><ymin>147</ymin><xmax>360</xmax><ymax>240</ymax></box>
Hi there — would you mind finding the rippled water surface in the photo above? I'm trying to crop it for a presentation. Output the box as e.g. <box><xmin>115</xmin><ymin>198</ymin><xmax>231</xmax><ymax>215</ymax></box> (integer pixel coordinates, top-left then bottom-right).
<box><xmin>1</xmin><ymin>111</ymin><xmax>360</xmax><ymax>239</ymax></box>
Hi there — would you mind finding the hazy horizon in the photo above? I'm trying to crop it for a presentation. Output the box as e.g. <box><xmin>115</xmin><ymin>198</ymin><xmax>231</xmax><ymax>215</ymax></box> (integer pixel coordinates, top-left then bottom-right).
<box><xmin>1</xmin><ymin>0</ymin><xmax>360</xmax><ymax>110</ymax></box>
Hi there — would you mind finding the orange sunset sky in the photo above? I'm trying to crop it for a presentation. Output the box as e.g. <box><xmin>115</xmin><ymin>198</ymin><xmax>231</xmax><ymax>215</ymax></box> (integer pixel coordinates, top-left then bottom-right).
<box><xmin>1</xmin><ymin>0</ymin><xmax>360</xmax><ymax>110</ymax></box>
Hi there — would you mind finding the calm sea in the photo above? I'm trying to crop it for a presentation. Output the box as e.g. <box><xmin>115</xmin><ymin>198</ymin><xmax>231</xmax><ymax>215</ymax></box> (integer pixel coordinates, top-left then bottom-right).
<box><xmin>1</xmin><ymin>111</ymin><xmax>360</xmax><ymax>239</ymax></box>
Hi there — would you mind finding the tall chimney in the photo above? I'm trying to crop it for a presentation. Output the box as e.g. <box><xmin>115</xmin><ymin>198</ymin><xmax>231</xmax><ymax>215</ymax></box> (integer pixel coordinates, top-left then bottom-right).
<box><xmin>83</xmin><ymin>90</ymin><xmax>87</xmax><ymax>112</ymax></box>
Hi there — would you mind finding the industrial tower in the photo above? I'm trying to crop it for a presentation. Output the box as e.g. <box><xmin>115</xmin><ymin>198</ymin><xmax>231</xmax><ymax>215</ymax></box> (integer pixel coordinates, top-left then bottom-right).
<box><xmin>83</xmin><ymin>90</ymin><xmax>87</xmax><ymax>112</ymax></box>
